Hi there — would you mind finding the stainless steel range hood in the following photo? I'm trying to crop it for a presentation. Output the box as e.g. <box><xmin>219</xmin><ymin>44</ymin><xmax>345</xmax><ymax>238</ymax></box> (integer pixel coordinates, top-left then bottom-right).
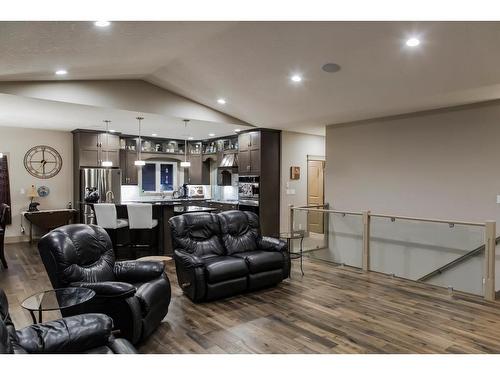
<box><xmin>219</xmin><ymin>153</ymin><xmax>238</xmax><ymax>168</ymax></box>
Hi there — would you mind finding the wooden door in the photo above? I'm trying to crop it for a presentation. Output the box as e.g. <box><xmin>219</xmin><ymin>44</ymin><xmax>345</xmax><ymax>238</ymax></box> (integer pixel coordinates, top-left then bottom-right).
<box><xmin>249</xmin><ymin>131</ymin><xmax>261</xmax><ymax>150</ymax></box>
<box><xmin>79</xmin><ymin>149</ymin><xmax>99</xmax><ymax>167</ymax></box>
<box><xmin>238</xmin><ymin>133</ymin><xmax>251</xmax><ymax>151</ymax></box>
<box><xmin>250</xmin><ymin>149</ymin><xmax>260</xmax><ymax>174</ymax></box>
<box><xmin>126</xmin><ymin>151</ymin><xmax>138</xmax><ymax>185</ymax></box>
<box><xmin>186</xmin><ymin>155</ymin><xmax>202</xmax><ymax>184</ymax></box>
<box><xmin>307</xmin><ymin>160</ymin><xmax>324</xmax><ymax>234</ymax></box>
<box><xmin>238</xmin><ymin>149</ymin><xmax>251</xmax><ymax>174</ymax></box>
<box><xmin>79</xmin><ymin>132</ymin><xmax>99</xmax><ymax>150</ymax></box>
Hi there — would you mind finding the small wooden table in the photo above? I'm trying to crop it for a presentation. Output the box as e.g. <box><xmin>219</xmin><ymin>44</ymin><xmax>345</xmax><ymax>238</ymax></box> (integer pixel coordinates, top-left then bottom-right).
<box><xmin>21</xmin><ymin>209</ymin><xmax>78</xmax><ymax>243</ymax></box>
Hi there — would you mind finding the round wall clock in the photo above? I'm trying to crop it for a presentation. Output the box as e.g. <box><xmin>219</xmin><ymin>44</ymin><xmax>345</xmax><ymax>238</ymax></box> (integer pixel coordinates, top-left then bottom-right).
<box><xmin>24</xmin><ymin>145</ymin><xmax>63</xmax><ymax>179</ymax></box>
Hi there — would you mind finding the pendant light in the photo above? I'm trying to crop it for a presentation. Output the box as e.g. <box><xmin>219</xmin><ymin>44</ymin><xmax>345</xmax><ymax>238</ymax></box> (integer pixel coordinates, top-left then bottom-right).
<box><xmin>180</xmin><ymin>119</ymin><xmax>191</xmax><ymax>168</ymax></box>
<box><xmin>134</xmin><ymin>116</ymin><xmax>146</xmax><ymax>166</ymax></box>
<box><xmin>101</xmin><ymin>120</ymin><xmax>113</xmax><ymax>167</ymax></box>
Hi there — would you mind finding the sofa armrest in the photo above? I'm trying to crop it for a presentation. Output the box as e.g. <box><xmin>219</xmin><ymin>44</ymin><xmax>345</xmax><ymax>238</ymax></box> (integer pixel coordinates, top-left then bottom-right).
<box><xmin>258</xmin><ymin>236</ymin><xmax>288</xmax><ymax>253</ymax></box>
<box><xmin>173</xmin><ymin>249</ymin><xmax>207</xmax><ymax>302</ymax></box>
<box><xmin>173</xmin><ymin>249</ymin><xmax>204</xmax><ymax>268</ymax></box>
<box><xmin>15</xmin><ymin>313</ymin><xmax>113</xmax><ymax>353</ymax></box>
<box><xmin>114</xmin><ymin>260</ymin><xmax>164</xmax><ymax>283</ymax></box>
<box><xmin>70</xmin><ymin>281</ymin><xmax>136</xmax><ymax>299</ymax></box>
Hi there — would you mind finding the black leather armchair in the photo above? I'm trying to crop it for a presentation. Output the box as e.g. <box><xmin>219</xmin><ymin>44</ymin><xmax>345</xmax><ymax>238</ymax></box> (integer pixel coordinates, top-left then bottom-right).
<box><xmin>0</xmin><ymin>289</ymin><xmax>137</xmax><ymax>354</ymax></box>
<box><xmin>169</xmin><ymin>211</ymin><xmax>289</xmax><ymax>302</ymax></box>
<box><xmin>38</xmin><ymin>224</ymin><xmax>171</xmax><ymax>344</ymax></box>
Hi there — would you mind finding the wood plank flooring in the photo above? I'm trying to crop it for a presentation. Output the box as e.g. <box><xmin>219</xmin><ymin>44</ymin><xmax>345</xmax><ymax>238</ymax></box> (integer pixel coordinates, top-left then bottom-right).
<box><xmin>2</xmin><ymin>242</ymin><xmax>500</xmax><ymax>353</ymax></box>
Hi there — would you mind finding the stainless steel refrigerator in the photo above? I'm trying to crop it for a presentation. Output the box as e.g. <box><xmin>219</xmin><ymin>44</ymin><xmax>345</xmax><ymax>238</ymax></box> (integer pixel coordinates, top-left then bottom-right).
<box><xmin>80</xmin><ymin>168</ymin><xmax>121</xmax><ymax>224</ymax></box>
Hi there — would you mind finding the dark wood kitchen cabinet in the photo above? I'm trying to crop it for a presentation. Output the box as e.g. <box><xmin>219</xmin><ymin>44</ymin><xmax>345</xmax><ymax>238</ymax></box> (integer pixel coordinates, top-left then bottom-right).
<box><xmin>238</xmin><ymin>131</ymin><xmax>261</xmax><ymax>175</ymax></box>
<box><xmin>238</xmin><ymin>129</ymin><xmax>280</xmax><ymax>237</ymax></box>
<box><xmin>184</xmin><ymin>155</ymin><xmax>210</xmax><ymax>185</ymax></box>
<box><xmin>120</xmin><ymin>150</ymin><xmax>139</xmax><ymax>185</ymax></box>
<box><xmin>73</xmin><ymin>130</ymin><xmax>120</xmax><ymax>168</ymax></box>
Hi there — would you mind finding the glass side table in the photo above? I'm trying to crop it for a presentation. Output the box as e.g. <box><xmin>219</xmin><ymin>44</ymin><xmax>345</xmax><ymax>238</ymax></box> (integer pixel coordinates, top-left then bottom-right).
<box><xmin>21</xmin><ymin>287</ymin><xmax>95</xmax><ymax>324</ymax></box>
<box><xmin>280</xmin><ymin>230</ymin><xmax>305</xmax><ymax>276</ymax></box>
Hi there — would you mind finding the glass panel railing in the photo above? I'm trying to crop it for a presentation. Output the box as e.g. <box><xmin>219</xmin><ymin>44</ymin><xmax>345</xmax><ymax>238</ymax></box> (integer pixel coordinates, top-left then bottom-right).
<box><xmin>305</xmin><ymin>211</ymin><xmax>363</xmax><ymax>268</ymax></box>
<box><xmin>370</xmin><ymin>216</ymin><xmax>485</xmax><ymax>296</ymax></box>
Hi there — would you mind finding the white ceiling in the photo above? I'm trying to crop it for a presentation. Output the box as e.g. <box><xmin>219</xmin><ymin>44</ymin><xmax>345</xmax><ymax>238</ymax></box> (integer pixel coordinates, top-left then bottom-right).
<box><xmin>1</xmin><ymin>21</ymin><xmax>500</xmax><ymax>135</ymax></box>
<box><xmin>0</xmin><ymin>93</ymin><xmax>251</xmax><ymax>139</ymax></box>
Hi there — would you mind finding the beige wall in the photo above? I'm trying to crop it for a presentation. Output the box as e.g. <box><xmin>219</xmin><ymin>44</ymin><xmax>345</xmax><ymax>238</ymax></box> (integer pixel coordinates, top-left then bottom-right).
<box><xmin>280</xmin><ymin>131</ymin><xmax>325</xmax><ymax>232</ymax></box>
<box><xmin>0</xmin><ymin>126</ymin><xmax>73</xmax><ymax>240</ymax></box>
<box><xmin>325</xmin><ymin>100</ymin><xmax>500</xmax><ymax>226</ymax></box>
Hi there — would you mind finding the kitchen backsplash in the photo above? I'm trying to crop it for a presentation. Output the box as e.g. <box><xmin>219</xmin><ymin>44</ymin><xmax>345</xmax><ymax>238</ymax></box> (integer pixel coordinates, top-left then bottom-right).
<box><xmin>121</xmin><ymin>184</ymin><xmax>214</xmax><ymax>202</ymax></box>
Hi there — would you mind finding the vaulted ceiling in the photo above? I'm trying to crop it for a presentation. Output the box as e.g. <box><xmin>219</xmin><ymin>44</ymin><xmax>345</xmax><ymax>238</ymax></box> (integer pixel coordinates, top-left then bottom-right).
<box><xmin>1</xmin><ymin>21</ymin><xmax>500</xmax><ymax>135</ymax></box>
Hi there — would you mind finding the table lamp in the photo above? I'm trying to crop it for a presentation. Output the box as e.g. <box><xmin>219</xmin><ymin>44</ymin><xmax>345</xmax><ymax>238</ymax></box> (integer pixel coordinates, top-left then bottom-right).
<box><xmin>27</xmin><ymin>185</ymin><xmax>40</xmax><ymax>212</ymax></box>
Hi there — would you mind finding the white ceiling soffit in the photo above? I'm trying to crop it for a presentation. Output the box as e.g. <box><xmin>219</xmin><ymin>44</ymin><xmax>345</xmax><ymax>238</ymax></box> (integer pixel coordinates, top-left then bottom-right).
<box><xmin>0</xmin><ymin>93</ymin><xmax>252</xmax><ymax>139</ymax></box>
<box><xmin>0</xmin><ymin>80</ymin><xmax>249</xmax><ymax>126</ymax></box>
<box><xmin>1</xmin><ymin>21</ymin><xmax>500</xmax><ymax>135</ymax></box>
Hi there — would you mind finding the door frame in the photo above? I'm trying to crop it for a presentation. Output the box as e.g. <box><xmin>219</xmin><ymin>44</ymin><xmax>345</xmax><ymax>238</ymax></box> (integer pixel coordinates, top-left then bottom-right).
<box><xmin>306</xmin><ymin>155</ymin><xmax>325</xmax><ymax>233</ymax></box>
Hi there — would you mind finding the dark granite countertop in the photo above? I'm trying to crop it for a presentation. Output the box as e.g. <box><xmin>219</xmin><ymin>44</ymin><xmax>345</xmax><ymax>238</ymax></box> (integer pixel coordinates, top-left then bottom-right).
<box><xmin>173</xmin><ymin>205</ymin><xmax>217</xmax><ymax>214</ymax></box>
<box><xmin>207</xmin><ymin>199</ymin><xmax>239</xmax><ymax>205</ymax></box>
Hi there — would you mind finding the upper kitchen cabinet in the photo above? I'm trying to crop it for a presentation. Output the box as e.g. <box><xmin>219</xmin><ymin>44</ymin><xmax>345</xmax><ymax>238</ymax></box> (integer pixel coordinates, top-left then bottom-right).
<box><xmin>73</xmin><ymin>130</ymin><xmax>120</xmax><ymax>168</ymax></box>
<box><xmin>120</xmin><ymin>149</ymin><xmax>139</xmax><ymax>185</ymax></box>
<box><xmin>184</xmin><ymin>154</ymin><xmax>210</xmax><ymax>185</ymax></box>
<box><xmin>238</xmin><ymin>131</ymin><xmax>261</xmax><ymax>175</ymax></box>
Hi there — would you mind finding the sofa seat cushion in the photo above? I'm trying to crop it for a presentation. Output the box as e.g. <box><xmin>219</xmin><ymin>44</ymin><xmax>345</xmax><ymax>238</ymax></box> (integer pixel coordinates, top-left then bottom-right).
<box><xmin>233</xmin><ymin>251</ymin><xmax>284</xmax><ymax>274</ymax></box>
<box><xmin>202</xmin><ymin>256</ymin><xmax>248</xmax><ymax>283</ymax></box>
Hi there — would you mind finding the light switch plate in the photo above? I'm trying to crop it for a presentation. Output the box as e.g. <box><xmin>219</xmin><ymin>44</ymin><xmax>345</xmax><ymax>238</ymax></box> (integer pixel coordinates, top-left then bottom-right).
<box><xmin>497</xmin><ymin>195</ymin><xmax>500</xmax><ymax>204</ymax></box>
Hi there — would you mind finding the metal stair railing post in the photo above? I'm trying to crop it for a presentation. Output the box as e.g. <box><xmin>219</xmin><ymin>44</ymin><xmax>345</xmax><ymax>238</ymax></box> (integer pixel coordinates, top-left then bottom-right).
<box><xmin>484</xmin><ymin>220</ymin><xmax>496</xmax><ymax>301</ymax></box>
<box><xmin>362</xmin><ymin>211</ymin><xmax>371</xmax><ymax>272</ymax></box>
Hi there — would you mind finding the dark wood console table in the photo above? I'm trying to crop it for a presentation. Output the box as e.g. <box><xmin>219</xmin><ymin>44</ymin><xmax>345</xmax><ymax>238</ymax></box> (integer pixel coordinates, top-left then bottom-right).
<box><xmin>21</xmin><ymin>209</ymin><xmax>78</xmax><ymax>243</ymax></box>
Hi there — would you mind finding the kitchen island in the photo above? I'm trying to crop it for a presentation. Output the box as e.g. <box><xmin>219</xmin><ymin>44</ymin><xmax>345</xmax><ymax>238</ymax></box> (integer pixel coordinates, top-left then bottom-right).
<box><xmin>115</xmin><ymin>200</ymin><xmax>219</xmax><ymax>256</ymax></box>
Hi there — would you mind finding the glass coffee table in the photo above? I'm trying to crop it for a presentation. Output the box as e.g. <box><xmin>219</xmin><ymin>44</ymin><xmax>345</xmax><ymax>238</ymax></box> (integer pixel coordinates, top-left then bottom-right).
<box><xmin>280</xmin><ymin>230</ymin><xmax>306</xmax><ymax>276</ymax></box>
<box><xmin>21</xmin><ymin>287</ymin><xmax>95</xmax><ymax>324</ymax></box>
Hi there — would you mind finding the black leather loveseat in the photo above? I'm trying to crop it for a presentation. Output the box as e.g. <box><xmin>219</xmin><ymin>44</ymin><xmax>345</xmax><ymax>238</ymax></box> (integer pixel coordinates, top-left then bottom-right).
<box><xmin>38</xmin><ymin>224</ymin><xmax>171</xmax><ymax>344</ymax></box>
<box><xmin>169</xmin><ymin>210</ymin><xmax>290</xmax><ymax>302</ymax></box>
<box><xmin>0</xmin><ymin>289</ymin><xmax>137</xmax><ymax>354</ymax></box>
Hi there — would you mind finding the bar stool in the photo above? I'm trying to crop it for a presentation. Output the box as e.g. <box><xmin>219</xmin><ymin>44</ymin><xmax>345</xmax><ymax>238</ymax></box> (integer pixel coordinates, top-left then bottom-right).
<box><xmin>126</xmin><ymin>203</ymin><xmax>159</xmax><ymax>257</ymax></box>
<box><xmin>93</xmin><ymin>203</ymin><xmax>129</xmax><ymax>253</ymax></box>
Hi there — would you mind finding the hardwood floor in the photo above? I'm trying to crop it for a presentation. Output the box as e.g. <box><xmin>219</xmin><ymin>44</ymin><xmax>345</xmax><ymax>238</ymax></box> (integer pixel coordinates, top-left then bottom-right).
<box><xmin>2</xmin><ymin>242</ymin><xmax>500</xmax><ymax>353</ymax></box>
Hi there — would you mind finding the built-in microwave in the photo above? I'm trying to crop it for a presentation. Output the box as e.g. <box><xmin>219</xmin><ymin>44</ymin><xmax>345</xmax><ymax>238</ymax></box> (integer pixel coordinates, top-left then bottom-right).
<box><xmin>238</xmin><ymin>176</ymin><xmax>259</xmax><ymax>202</ymax></box>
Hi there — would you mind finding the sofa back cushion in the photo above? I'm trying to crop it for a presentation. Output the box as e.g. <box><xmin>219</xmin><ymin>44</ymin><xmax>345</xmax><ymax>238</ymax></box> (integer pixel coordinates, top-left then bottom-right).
<box><xmin>169</xmin><ymin>213</ymin><xmax>225</xmax><ymax>257</ymax></box>
<box><xmin>218</xmin><ymin>211</ymin><xmax>261</xmax><ymax>255</ymax></box>
<box><xmin>38</xmin><ymin>224</ymin><xmax>116</xmax><ymax>288</ymax></box>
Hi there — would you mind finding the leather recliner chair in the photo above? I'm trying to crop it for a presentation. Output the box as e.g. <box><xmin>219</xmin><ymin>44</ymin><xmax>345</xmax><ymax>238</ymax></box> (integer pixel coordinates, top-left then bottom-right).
<box><xmin>170</xmin><ymin>210</ymin><xmax>290</xmax><ymax>302</ymax></box>
<box><xmin>38</xmin><ymin>224</ymin><xmax>171</xmax><ymax>344</ymax></box>
<box><xmin>0</xmin><ymin>288</ymin><xmax>137</xmax><ymax>354</ymax></box>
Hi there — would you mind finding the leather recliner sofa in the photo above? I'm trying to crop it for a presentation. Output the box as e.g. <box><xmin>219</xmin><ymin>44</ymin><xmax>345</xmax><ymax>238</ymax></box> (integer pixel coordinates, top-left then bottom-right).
<box><xmin>38</xmin><ymin>224</ymin><xmax>171</xmax><ymax>344</ymax></box>
<box><xmin>0</xmin><ymin>288</ymin><xmax>137</xmax><ymax>354</ymax></box>
<box><xmin>169</xmin><ymin>210</ymin><xmax>290</xmax><ymax>302</ymax></box>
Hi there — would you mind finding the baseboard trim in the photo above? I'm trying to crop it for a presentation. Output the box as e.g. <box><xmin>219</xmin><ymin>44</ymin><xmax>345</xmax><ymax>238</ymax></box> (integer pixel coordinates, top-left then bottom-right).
<box><xmin>5</xmin><ymin>236</ymin><xmax>31</xmax><ymax>244</ymax></box>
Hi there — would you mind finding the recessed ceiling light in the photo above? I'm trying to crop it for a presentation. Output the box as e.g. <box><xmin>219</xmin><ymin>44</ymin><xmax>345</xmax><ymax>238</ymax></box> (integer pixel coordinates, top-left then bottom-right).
<box><xmin>95</xmin><ymin>21</ymin><xmax>111</xmax><ymax>27</ymax></box>
<box><xmin>55</xmin><ymin>69</ymin><xmax>67</xmax><ymax>76</ymax></box>
<box><xmin>217</xmin><ymin>98</ymin><xmax>226</xmax><ymax>105</ymax></box>
<box><xmin>406</xmin><ymin>37</ymin><xmax>420</xmax><ymax>47</ymax></box>
<box><xmin>234</xmin><ymin>129</ymin><xmax>241</xmax><ymax>132</ymax></box>
<box><xmin>151</xmin><ymin>133</ymin><xmax>157</xmax><ymax>137</ymax></box>
<box><xmin>291</xmin><ymin>75</ymin><xmax>302</xmax><ymax>83</ymax></box>
<box><xmin>322</xmin><ymin>63</ymin><xmax>341</xmax><ymax>73</ymax></box>
<box><xmin>188</xmin><ymin>136</ymin><xmax>194</xmax><ymax>140</ymax></box>
<box><xmin>209</xmin><ymin>133</ymin><xmax>215</xmax><ymax>137</ymax></box>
